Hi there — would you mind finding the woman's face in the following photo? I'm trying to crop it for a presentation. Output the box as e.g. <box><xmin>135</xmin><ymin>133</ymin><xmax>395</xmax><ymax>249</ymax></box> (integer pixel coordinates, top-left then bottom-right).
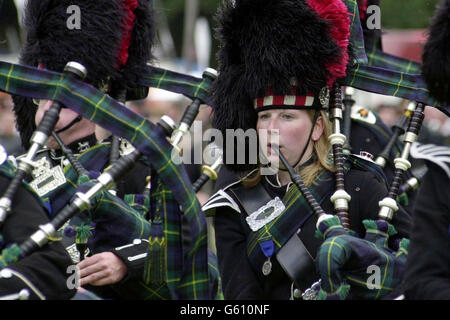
<box><xmin>256</xmin><ymin>109</ymin><xmax>323</xmax><ymax>169</ymax></box>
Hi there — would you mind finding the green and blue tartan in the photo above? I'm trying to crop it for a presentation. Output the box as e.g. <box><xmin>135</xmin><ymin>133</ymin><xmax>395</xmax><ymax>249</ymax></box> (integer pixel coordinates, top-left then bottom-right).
<box><xmin>315</xmin><ymin>217</ymin><xmax>409</xmax><ymax>300</ymax></box>
<box><xmin>0</xmin><ymin>160</ymin><xmax>23</xmax><ymax>268</ymax></box>
<box><xmin>139</xmin><ymin>65</ymin><xmax>213</xmax><ymax>105</ymax></box>
<box><xmin>44</xmin><ymin>143</ymin><xmax>152</xmax><ymax>248</ymax></box>
<box><xmin>0</xmin><ymin>57</ymin><xmax>447</xmax><ymax>117</ymax></box>
<box><xmin>71</xmin><ymin>174</ymin><xmax>152</xmax><ymax>253</ymax></box>
<box><xmin>365</xmin><ymin>42</ymin><xmax>421</xmax><ymax>74</ymax></box>
<box><xmin>342</xmin><ymin>63</ymin><xmax>448</xmax><ymax>113</ymax></box>
<box><xmin>34</xmin><ymin>143</ymin><xmax>153</xmax><ymax>258</ymax></box>
<box><xmin>66</xmin><ymin>172</ymin><xmax>222</xmax><ymax>300</ymax></box>
<box><xmin>0</xmin><ymin>59</ymin><xmax>435</xmax><ymax>299</ymax></box>
<box><xmin>0</xmin><ymin>243</ymin><xmax>21</xmax><ymax>269</ymax></box>
<box><xmin>344</xmin><ymin>0</ymin><xmax>368</xmax><ymax>65</ymax></box>
<box><xmin>141</xmin><ymin>178</ymin><xmax>223</xmax><ymax>300</ymax></box>
<box><xmin>245</xmin><ymin>155</ymin><xmax>386</xmax><ymax>276</ymax></box>
<box><xmin>245</xmin><ymin>156</ymin><xmax>388</xmax><ymax>295</ymax></box>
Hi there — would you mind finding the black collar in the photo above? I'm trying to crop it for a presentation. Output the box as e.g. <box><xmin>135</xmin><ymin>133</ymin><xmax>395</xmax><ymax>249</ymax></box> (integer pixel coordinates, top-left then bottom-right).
<box><xmin>50</xmin><ymin>134</ymin><xmax>97</xmax><ymax>160</ymax></box>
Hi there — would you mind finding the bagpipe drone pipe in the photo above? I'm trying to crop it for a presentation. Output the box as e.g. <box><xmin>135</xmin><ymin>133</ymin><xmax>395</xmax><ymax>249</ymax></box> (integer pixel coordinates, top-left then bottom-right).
<box><xmin>261</xmin><ymin>1</ymin><xmax>444</xmax><ymax>297</ymax></box>
<box><xmin>0</xmin><ymin>62</ymin><xmax>87</xmax><ymax>226</ymax></box>
<box><xmin>310</xmin><ymin>0</ymin><xmax>450</xmax><ymax>299</ymax></box>
<box><xmin>0</xmin><ymin>60</ymin><xmax>222</xmax><ymax>299</ymax></box>
<box><xmin>346</xmin><ymin>0</ymin><xmax>448</xmax><ymax>205</ymax></box>
<box><xmin>307</xmin><ymin>1</ymin><xmax>438</xmax><ymax>299</ymax></box>
<box><xmin>312</xmin><ymin>87</ymin><xmax>427</xmax><ymax>300</ymax></box>
<box><xmin>334</xmin><ymin>1</ymin><xmax>446</xmax><ymax>211</ymax></box>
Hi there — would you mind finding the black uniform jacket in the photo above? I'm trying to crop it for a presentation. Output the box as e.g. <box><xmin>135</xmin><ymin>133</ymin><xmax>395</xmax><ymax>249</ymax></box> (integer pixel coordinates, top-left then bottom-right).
<box><xmin>209</xmin><ymin>165</ymin><xmax>411</xmax><ymax>300</ymax></box>
<box><xmin>0</xmin><ymin>174</ymin><xmax>76</xmax><ymax>299</ymax></box>
<box><xmin>404</xmin><ymin>161</ymin><xmax>450</xmax><ymax>299</ymax></box>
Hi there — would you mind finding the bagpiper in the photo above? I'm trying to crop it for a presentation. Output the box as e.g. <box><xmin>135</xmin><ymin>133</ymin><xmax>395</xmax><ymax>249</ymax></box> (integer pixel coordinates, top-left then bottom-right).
<box><xmin>202</xmin><ymin>0</ymin><xmax>411</xmax><ymax>299</ymax></box>
<box><xmin>11</xmin><ymin>0</ymin><xmax>156</xmax><ymax>299</ymax></box>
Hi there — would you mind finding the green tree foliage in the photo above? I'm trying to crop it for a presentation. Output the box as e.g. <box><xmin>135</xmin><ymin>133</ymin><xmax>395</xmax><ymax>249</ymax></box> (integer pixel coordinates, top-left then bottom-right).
<box><xmin>160</xmin><ymin>0</ymin><xmax>221</xmax><ymax>12</ymax></box>
<box><xmin>158</xmin><ymin>0</ymin><xmax>221</xmax><ymax>67</ymax></box>
<box><xmin>380</xmin><ymin>0</ymin><xmax>440</xmax><ymax>29</ymax></box>
<box><xmin>158</xmin><ymin>0</ymin><xmax>442</xmax><ymax>67</ymax></box>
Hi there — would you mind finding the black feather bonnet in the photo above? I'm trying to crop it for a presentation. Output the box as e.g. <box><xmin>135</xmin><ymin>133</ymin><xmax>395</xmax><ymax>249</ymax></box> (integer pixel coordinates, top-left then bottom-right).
<box><xmin>12</xmin><ymin>0</ymin><xmax>156</xmax><ymax>148</ymax></box>
<box><xmin>212</xmin><ymin>0</ymin><xmax>352</xmax><ymax>172</ymax></box>
<box><xmin>422</xmin><ymin>0</ymin><xmax>450</xmax><ymax>105</ymax></box>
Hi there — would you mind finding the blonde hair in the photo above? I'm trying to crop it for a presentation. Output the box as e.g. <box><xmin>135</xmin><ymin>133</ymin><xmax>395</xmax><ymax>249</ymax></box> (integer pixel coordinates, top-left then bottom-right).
<box><xmin>300</xmin><ymin>109</ymin><xmax>334</xmax><ymax>186</ymax></box>
<box><xmin>243</xmin><ymin>109</ymin><xmax>334</xmax><ymax>188</ymax></box>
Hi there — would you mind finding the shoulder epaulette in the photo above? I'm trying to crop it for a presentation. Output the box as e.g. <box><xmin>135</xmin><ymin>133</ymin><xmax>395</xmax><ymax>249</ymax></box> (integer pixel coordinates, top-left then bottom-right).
<box><xmin>410</xmin><ymin>143</ymin><xmax>450</xmax><ymax>179</ymax></box>
<box><xmin>202</xmin><ymin>180</ymin><xmax>242</xmax><ymax>214</ymax></box>
<box><xmin>346</xmin><ymin>153</ymin><xmax>388</xmax><ymax>185</ymax></box>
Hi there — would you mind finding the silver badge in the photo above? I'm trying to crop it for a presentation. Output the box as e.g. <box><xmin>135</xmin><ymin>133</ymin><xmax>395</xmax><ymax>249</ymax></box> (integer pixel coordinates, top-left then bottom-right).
<box><xmin>262</xmin><ymin>258</ymin><xmax>272</xmax><ymax>276</ymax></box>
<box><xmin>29</xmin><ymin>157</ymin><xmax>67</xmax><ymax>196</ymax></box>
<box><xmin>66</xmin><ymin>243</ymin><xmax>81</xmax><ymax>264</ymax></box>
<box><xmin>319</xmin><ymin>87</ymin><xmax>330</xmax><ymax>108</ymax></box>
<box><xmin>246</xmin><ymin>197</ymin><xmax>285</xmax><ymax>232</ymax></box>
<box><xmin>65</xmin><ymin>242</ymin><xmax>91</xmax><ymax>264</ymax></box>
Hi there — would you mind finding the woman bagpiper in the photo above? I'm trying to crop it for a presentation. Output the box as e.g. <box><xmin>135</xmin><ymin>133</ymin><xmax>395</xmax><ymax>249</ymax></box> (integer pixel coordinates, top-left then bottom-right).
<box><xmin>202</xmin><ymin>0</ymin><xmax>411</xmax><ymax>300</ymax></box>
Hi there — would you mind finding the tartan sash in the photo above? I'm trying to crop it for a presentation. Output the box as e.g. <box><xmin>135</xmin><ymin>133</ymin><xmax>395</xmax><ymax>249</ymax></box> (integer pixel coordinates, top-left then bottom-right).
<box><xmin>246</xmin><ymin>169</ymin><xmax>337</xmax><ymax>274</ymax></box>
<box><xmin>70</xmin><ymin>175</ymin><xmax>152</xmax><ymax>254</ymax></box>
<box><xmin>364</xmin><ymin>37</ymin><xmax>421</xmax><ymax>74</ymax></box>
<box><xmin>141</xmin><ymin>177</ymin><xmax>219</xmax><ymax>300</ymax></box>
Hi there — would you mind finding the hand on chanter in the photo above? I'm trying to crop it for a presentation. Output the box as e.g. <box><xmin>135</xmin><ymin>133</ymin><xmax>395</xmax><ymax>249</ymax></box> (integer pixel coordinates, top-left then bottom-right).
<box><xmin>77</xmin><ymin>252</ymin><xmax>127</xmax><ymax>286</ymax></box>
